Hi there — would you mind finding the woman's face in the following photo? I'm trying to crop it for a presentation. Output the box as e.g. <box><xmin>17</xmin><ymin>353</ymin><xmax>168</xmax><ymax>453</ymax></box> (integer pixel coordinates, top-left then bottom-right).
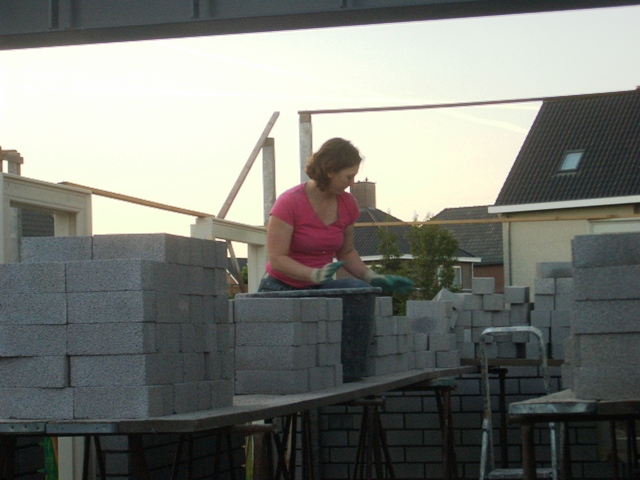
<box><xmin>328</xmin><ymin>164</ymin><xmax>359</xmax><ymax>194</ymax></box>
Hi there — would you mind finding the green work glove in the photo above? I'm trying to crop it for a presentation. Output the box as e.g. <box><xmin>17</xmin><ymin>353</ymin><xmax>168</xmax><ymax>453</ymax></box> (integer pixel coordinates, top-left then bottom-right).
<box><xmin>310</xmin><ymin>261</ymin><xmax>345</xmax><ymax>284</ymax></box>
<box><xmin>365</xmin><ymin>269</ymin><xmax>414</xmax><ymax>294</ymax></box>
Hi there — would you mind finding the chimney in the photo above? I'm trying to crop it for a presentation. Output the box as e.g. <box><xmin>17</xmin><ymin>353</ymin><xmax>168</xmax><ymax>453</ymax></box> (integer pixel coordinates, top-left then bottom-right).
<box><xmin>351</xmin><ymin>179</ymin><xmax>376</xmax><ymax>208</ymax></box>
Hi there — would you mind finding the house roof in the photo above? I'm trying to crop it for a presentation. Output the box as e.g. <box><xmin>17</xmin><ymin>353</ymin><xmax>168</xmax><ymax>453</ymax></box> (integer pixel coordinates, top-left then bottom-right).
<box><xmin>432</xmin><ymin>206</ymin><xmax>503</xmax><ymax>265</ymax></box>
<box><xmin>354</xmin><ymin>207</ymin><xmax>477</xmax><ymax>261</ymax></box>
<box><xmin>494</xmin><ymin>89</ymin><xmax>640</xmax><ymax>209</ymax></box>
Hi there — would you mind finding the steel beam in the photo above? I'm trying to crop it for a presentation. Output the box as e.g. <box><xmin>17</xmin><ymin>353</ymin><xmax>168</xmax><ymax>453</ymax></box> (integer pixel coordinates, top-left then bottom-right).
<box><xmin>1</xmin><ymin>0</ymin><xmax>640</xmax><ymax>50</ymax></box>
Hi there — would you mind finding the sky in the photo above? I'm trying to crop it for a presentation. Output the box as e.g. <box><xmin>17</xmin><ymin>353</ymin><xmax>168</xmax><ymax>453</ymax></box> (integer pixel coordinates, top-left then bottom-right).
<box><xmin>1</xmin><ymin>5</ymin><xmax>639</xmax><ymax>247</ymax></box>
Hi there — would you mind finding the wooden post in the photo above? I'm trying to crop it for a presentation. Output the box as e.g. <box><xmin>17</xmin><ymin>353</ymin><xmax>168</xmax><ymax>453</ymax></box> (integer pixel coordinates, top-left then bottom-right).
<box><xmin>299</xmin><ymin>112</ymin><xmax>312</xmax><ymax>183</ymax></box>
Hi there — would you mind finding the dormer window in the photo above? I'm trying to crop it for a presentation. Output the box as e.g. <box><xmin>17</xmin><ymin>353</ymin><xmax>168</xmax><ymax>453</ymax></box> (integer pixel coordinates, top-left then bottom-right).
<box><xmin>559</xmin><ymin>150</ymin><xmax>584</xmax><ymax>172</ymax></box>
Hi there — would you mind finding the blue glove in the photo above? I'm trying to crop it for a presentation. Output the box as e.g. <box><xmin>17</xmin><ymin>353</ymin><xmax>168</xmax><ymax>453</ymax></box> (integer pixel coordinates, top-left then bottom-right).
<box><xmin>310</xmin><ymin>261</ymin><xmax>345</xmax><ymax>284</ymax></box>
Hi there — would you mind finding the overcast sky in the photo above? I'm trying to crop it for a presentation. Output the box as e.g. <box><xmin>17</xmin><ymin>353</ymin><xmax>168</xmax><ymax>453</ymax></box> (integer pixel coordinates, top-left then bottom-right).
<box><xmin>1</xmin><ymin>5</ymin><xmax>639</xmax><ymax>241</ymax></box>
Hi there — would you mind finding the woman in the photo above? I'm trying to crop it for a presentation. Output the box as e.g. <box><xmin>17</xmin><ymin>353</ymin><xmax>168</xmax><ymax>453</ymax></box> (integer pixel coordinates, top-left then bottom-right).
<box><xmin>258</xmin><ymin>137</ymin><xmax>413</xmax><ymax>293</ymax></box>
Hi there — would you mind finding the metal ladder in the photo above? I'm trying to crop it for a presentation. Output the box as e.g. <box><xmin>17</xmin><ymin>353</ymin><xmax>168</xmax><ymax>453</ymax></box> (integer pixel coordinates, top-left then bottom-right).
<box><xmin>478</xmin><ymin>326</ymin><xmax>558</xmax><ymax>480</ymax></box>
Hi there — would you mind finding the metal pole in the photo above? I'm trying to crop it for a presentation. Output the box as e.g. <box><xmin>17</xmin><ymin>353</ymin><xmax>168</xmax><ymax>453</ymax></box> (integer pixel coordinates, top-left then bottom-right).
<box><xmin>262</xmin><ymin>137</ymin><xmax>276</xmax><ymax>226</ymax></box>
<box><xmin>299</xmin><ymin>112</ymin><xmax>312</xmax><ymax>183</ymax></box>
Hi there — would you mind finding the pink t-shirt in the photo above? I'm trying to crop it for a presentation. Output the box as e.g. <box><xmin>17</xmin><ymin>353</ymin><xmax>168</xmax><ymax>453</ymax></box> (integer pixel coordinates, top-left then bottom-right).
<box><xmin>266</xmin><ymin>183</ymin><xmax>360</xmax><ymax>288</ymax></box>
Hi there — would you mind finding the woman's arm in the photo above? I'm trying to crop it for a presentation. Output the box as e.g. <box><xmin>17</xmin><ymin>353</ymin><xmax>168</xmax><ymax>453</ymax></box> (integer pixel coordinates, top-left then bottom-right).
<box><xmin>336</xmin><ymin>224</ymin><xmax>369</xmax><ymax>280</ymax></box>
<box><xmin>266</xmin><ymin>215</ymin><xmax>317</xmax><ymax>282</ymax></box>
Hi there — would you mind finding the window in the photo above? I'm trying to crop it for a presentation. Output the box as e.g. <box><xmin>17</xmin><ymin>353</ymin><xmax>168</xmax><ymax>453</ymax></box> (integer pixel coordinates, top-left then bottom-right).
<box><xmin>559</xmin><ymin>150</ymin><xmax>584</xmax><ymax>172</ymax></box>
<box><xmin>453</xmin><ymin>266</ymin><xmax>462</xmax><ymax>288</ymax></box>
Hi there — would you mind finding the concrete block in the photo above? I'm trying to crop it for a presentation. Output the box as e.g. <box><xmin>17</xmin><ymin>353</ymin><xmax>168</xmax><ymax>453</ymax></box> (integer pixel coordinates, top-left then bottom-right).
<box><xmin>0</xmin><ymin>262</ymin><xmax>66</xmax><ymax>294</ymax></box>
<box><xmin>156</xmin><ymin>292</ymin><xmax>190</xmax><ymax>324</ymax></box>
<box><xmin>457</xmin><ymin>342</ymin><xmax>475</xmax><ymax>359</ymax></box>
<box><xmin>156</xmin><ymin>323</ymin><xmax>181</xmax><ymax>353</ymax></box>
<box><xmin>235</xmin><ymin>322</ymin><xmax>307</xmax><ymax>346</ymax></box>
<box><xmin>0</xmin><ymin>387</ymin><xmax>74</xmax><ymax>420</ymax></box>
<box><xmin>509</xmin><ymin>303</ymin><xmax>532</xmax><ymax>324</ymax></box>
<box><xmin>210</xmin><ymin>378</ymin><xmax>234</xmax><ymax>408</ymax></box>
<box><xmin>0</xmin><ymin>325</ymin><xmax>67</xmax><ymax>356</ymax></box>
<box><xmin>405</xmin><ymin>300</ymin><xmax>451</xmax><ymax>319</ymax></box>
<box><xmin>574</xmin><ymin>265</ymin><xmax>640</xmax><ymax>301</ymax></box>
<box><xmin>572</xmin><ymin>232</ymin><xmax>640</xmax><ymax>268</ymax></box>
<box><xmin>0</xmin><ymin>356</ymin><xmax>68</xmax><ymax>388</ymax></box>
<box><xmin>551</xmin><ymin>310</ymin><xmax>573</xmax><ymax>327</ymax></box>
<box><xmin>397</xmin><ymin>334</ymin><xmax>411</xmax><ymax>353</ymax></box>
<box><xmin>534</xmin><ymin>278</ymin><xmax>556</xmax><ymax>295</ymax></box>
<box><xmin>174</xmin><ymin>382</ymin><xmax>200</xmax><ymax>414</ymax></box>
<box><xmin>534</xmin><ymin>294</ymin><xmax>555</xmax><ymax>311</ymax></box>
<box><xmin>536</xmin><ymin>262</ymin><xmax>573</xmax><ymax>279</ymax></box>
<box><xmin>415</xmin><ymin>350</ymin><xmax>436</xmax><ymax>369</ymax></box>
<box><xmin>74</xmin><ymin>385</ymin><xmax>173</xmax><ymax>418</ymax></box>
<box><xmin>233</xmin><ymin>298</ymin><xmax>301</xmax><ymax>323</ymax></box>
<box><xmin>180</xmin><ymin>323</ymin><xmax>206</xmax><ymax>353</ymax></box>
<box><xmin>573</xmin><ymin>300</ymin><xmax>640</xmax><ymax>334</ymax></box>
<box><xmin>574</xmin><ymin>365</ymin><xmax>640</xmax><ymax>400</ymax></box>
<box><xmin>92</xmin><ymin>233</ymin><xmax>192</xmax><ymax>265</ymax></box>
<box><xmin>483</xmin><ymin>294</ymin><xmax>504</xmax><ymax>311</ymax></box>
<box><xmin>300</xmin><ymin>298</ymin><xmax>324</xmax><ymax>322</ymax></box>
<box><xmin>21</xmin><ymin>236</ymin><xmax>93</xmax><ymax>262</ymax></box>
<box><xmin>0</xmin><ymin>293</ymin><xmax>67</xmax><ymax>325</ymax></box>
<box><xmin>326</xmin><ymin>298</ymin><xmax>342</xmax><ymax>321</ymax></box>
<box><xmin>429</xmin><ymin>333</ymin><xmax>456</xmax><ymax>351</ymax></box>
<box><xmin>530</xmin><ymin>310</ymin><xmax>551</xmax><ymax>328</ymax></box>
<box><xmin>235</xmin><ymin>345</ymin><xmax>315</xmax><ymax>371</ymax></box>
<box><xmin>182</xmin><ymin>352</ymin><xmax>205</xmax><ymax>382</ymax></box>
<box><xmin>309</xmin><ymin>366</ymin><xmax>336</xmax><ymax>391</ymax></box>
<box><xmin>413</xmin><ymin>333</ymin><xmax>428</xmax><ymax>351</ymax></box>
<box><xmin>436</xmin><ymin>350</ymin><xmax>460</xmax><ymax>368</ymax></box>
<box><xmin>70</xmin><ymin>354</ymin><xmax>181</xmax><ymax>386</ymax></box>
<box><xmin>472</xmin><ymin>277</ymin><xmax>495</xmax><ymax>295</ymax></box>
<box><xmin>327</xmin><ymin>320</ymin><xmax>341</xmax><ymax>344</ymax></box>
<box><xmin>410</xmin><ymin>316</ymin><xmax>448</xmax><ymax>334</ymax></box>
<box><xmin>462</xmin><ymin>294</ymin><xmax>484</xmax><ymax>311</ymax></box>
<box><xmin>472</xmin><ymin>310</ymin><xmax>492</xmax><ymax>327</ymax></box>
<box><xmin>373</xmin><ymin>316</ymin><xmax>397</xmax><ymax>336</ymax></box>
<box><xmin>153</xmin><ymin>263</ymin><xmax>197</xmax><ymax>295</ymax></box>
<box><xmin>234</xmin><ymin>369</ymin><xmax>309</xmax><ymax>395</ymax></box>
<box><xmin>372</xmin><ymin>336</ymin><xmax>398</xmax><ymax>356</ymax></box>
<box><xmin>497</xmin><ymin>342</ymin><xmax>518</xmax><ymax>358</ymax></box>
<box><xmin>67</xmin><ymin>290</ymin><xmax>156</xmax><ymax>324</ymax></box>
<box><xmin>459</xmin><ymin>310</ymin><xmax>472</xmax><ymax>327</ymax></box>
<box><xmin>576</xmin><ymin>333</ymin><xmax>640</xmax><ymax>367</ymax></box>
<box><xmin>374</xmin><ymin>297</ymin><xmax>393</xmax><ymax>317</ymax></box>
<box><xmin>504</xmin><ymin>286</ymin><xmax>530</xmax><ymax>304</ymax></box>
<box><xmin>491</xmin><ymin>311</ymin><xmax>510</xmax><ymax>327</ymax></box>
<box><xmin>555</xmin><ymin>277</ymin><xmax>574</xmax><ymax>294</ymax></box>
<box><xmin>67</xmin><ymin>323</ymin><xmax>156</xmax><ymax>355</ymax></box>
<box><xmin>66</xmin><ymin>259</ymin><xmax>159</xmax><ymax>293</ymax></box>
<box><xmin>554</xmin><ymin>294</ymin><xmax>575</xmax><ymax>311</ymax></box>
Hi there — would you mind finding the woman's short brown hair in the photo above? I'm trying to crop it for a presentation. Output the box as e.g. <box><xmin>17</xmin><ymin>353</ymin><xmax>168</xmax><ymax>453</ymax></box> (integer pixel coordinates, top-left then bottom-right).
<box><xmin>305</xmin><ymin>138</ymin><xmax>362</xmax><ymax>191</ymax></box>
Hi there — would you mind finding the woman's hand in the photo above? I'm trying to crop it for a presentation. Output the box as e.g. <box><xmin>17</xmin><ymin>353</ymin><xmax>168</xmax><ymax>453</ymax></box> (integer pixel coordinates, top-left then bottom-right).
<box><xmin>364</xmin><ymin>269</ymin><xmax>414</xmax><ymax>294</ymax></box>
<box><xmin>310</xmin><ymin>261</ymin><xmax>345</xmax><ymax>284</ymax></box>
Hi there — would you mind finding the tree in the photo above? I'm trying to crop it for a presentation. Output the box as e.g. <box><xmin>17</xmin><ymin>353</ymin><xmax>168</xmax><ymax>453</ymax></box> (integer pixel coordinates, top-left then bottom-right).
<box><xmin>405</xmin><ymin>221</ymin><xmax>459</xmax><ymax>300</ymax></box>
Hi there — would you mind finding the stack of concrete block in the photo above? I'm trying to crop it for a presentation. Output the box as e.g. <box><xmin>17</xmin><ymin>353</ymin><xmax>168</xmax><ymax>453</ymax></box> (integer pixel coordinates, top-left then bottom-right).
<box><xmin>0</xmin><ymin>233</ymin><xmax>232</xmax><ymax>420</ymax></box>
<box><xmin>365</xmin><ymin>297</ymin><xmax>436</xmax><ymax>376</ymax></box>
<box><xmin>232</xmin><ymin>296</ymin><xmax>343</xmax><ymax>394</ymax></box>
<box><xmin>568</xmin><ymin>233</ymin><xmax>640</xmax><ymax>400</ymax></box>
<box><xmin>406</xmin><ymin>299</ymin><xmax>460</xmax><ymax>368</ymax></box>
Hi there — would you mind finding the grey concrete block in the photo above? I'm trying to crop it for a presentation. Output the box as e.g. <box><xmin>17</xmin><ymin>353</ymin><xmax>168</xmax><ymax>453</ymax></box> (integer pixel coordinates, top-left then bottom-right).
<box><xmin>429</xmin><ymin>333</ymin><xmax>456</xmax><ymax>352</ymax></box>
<box><xmin>235</xmin><ymin>345</ymin><xmax>316</xmax><ymax>371</ymax></box>
<box><xmin>413</xmin><ymin>333</ymin><xmax>428</xmax><ymax>352</ymax></box>
<box><xmin>497</xmin><ymin>342</ymin><xmax>518</xmax><ymax>358</ymax></box>
<box><xmin>459</xmin><ymin>310</ymin><xmax>472</xmax><ymax>327</ymax></box>
<box><xmin>554</xmin><ymin>294</ymin><xmax>575</xmax><ymax>311</ymax></box>
<box><xmin>0</xmin><ymin>325</ymin><xmax>67</xmax><ymax>356</ymax></box>
<box><xmin>233</xmin><ymin>298</ymin><xmax>301</xmax><ymax>323</ymax></box>
<box><xmin>471</xmin><ymin>310</ymin><xmax>492</xmax><ymax>327</ymax></box>
<box><xmin>65</xmin><ymin>259</ymin><xmax>159</xmax><ymax>293</ymax></box>
<box><xmin>67</xmin><ymin>323</ymin><xmax>156</xmax><ymax>355</ymax></box>
<box><xmin>21</xmin><ymin>236</ymin><xmax>93</xmax><ymax>263</ymax></box>
<box><xmin>503</xmin><ymin>286</ymin><xmax>530</xmax><ymax>304</ymax></box>
<box><xmin>483</xmin><ymin>294</ymin><xmax>504</xmax><ymax>311</ymax></box>
<box><xmin>472</xmin><ymin>277</ymin><xmax>495</xmax><ymax>294</ymax></box>
<box><xmin>551</xmin><ymin>310</ymin><xmax>573</xmax><ymax>327</ymax></box>
<box><xmin>462</xmin><ymin>294</ymin><xmax>484</xmax><ymax>311</ymax></box>
<box><xmin>555</xmin><ymin>277</ymin><xmax>574</xmax><ymax>294</ymax></box>
<box><xmin>536</xmin><ymin>262</ymin><xmax>573</xmax><ymax>279</ymax></box>
<box><xmin>371</xmin><ymin>336</ymin><xmax>398</xmax><ymax>356</ymax></box>
<box><xmin>180</xmin><ymin>323</ymin><xmax>206</xmax><ymax>353</ymax></box>
<box><xmin>309</xmin><ymin>366</ymin><xmax>336</xmax><ymax>391</ymax></box>
<box><xmin>509</xmin><ymin>303</ymin><xmax>532</xmax><ymax>324</ymax></box>
<box><xmin>576</xmin><ymin>333</ymin><xmax>640</xmax><ymax>367</ymax></box>
<box><xmin>534</xmin><ymin>294</ymin><xmax>555</xmax><ymax>311</ymax></box>
<box><xmin>457</xmin><ymin>342</ymin><xmax>475</xmax><ymax>359</ymax></box>
<box><xmin>0</xmin><ymin>293</ymin><xmax>67</xmax><ymax>325</ymax></box>
<box><xmin>70</xmin><ymin>354</ymin><xmax>182</xmax><ymax>386</ymax></box>
<box><xmin>410</xmin><ymin>316</ymin><xmax>448</xmax><ymax>334</ymax></box>
<box><xmin>235</xmin><ymin>322</ymin><xmax>308</xmax><ymax>346</ymax></box>
<box><xmin>574</xmin><ymin>365</ymin><xmax>640</xmax><ymax>400</ymax></box>
<box><xmin>374</xmin><ymin>297</ymin><xmax>393</xmax><ymax>317</ymax></box>
<box><xmin>0</xmin><ymin>387</ymin><xmax>74</xmax><ymax>419</ymax></box>
<box><xmin>405</xmin><ymin>300</ymin><xmax>451</xmax><ymax>319</ymax></box>
<box><xmin>574</xmin><ymin>265</ymin><xmax>640</xmax><ymax>301</ymax></box>
<box><xmin>74</xmin><ymin>385</ymin><xmax>173</xmax><ymax>419</ymax></box>
<box><xmin>415</xmin><ymin>350</ymin><xmax>436</xmax><ymax>369</ymax></box>
<box><xmin>0</xmin><ymin>356</ymin><xmax>68</xmax><ymax>388</ymax></box>
<box><xmin>491</xmin><ymin>311</ymin><xmax>510</xmax><ymax>327</ymax></box>
<box><xmin>235</xmin><ymin>369</ymin><xmax>309</xmax><ymax>395</ymax></box>
<box><xmin>209</xmin><ymin>378</ymin><xmax>234</xmax><ymax>408</ymax></box>
<box><xmin>153</xmin><ymin>263</ymin><xmax>199</xmax><ymax>295</ymax></box>
<box><xmin>326</xmin><ymin>298</ymin><xmax>342</xmax><ymax>321</ymax></box>
<box><xmin>436</xmin><ymin>350</ymin><xmax>460</xmax><ymax>368</ymax></box>
<box><xmin>155</xmin><ymin>323</ymin><xmax>181</xmax><ymax>353</ymax></box>
<box><xmin>572</xmin><ymin>232</ymin><xmax>640</xmax><ymax>268</ymax></box>
<box><xmin>155</xmin><ymin>292</ymin><xmax>190</xmax><ymax>324</ymax></box>
<box><xmin>534</xmin><ymin>278</ymin><xmax>556</xmax><ymax>295</ymax></box>
<box><xmin>174</xmin><ymin>382</ymin><xmax>200</xmax><ymax>414</ymax></box>
<box><xmin>373</xmin><ymin>316</ymin><xmax>397</xmax><ymax>336</ymax></box>
<box><xmin>327</xmin><ymin>320</ymin><xmax>342</xmax><ymax>344</ymax></box>
<box><xmin>530</xmin><ymin>310</ymin><xmax>551</xmax><ymax>328</ymax></box>
<box><xmin>182</xmin><ymin>353</ymin><xmax>205</xmax><ymax>382</ymax></box>
<box><xmin>0</xmin><ymin>263</ymin><xmax>66</xmax><ymax>294</ymax></box>
<box><xmin>68</xmin><ymin>290</ymin><xmax>156</xmax><ymax>324</ymax></box>
<box><xmin>300</xmin><ymin>298</ymin><xmax>325</xmax><ymax>322</ymax></box>
<box><xmin>92</xmin><ymin>233</ymin><xmax>192</xmax><ymax>265</ymax></box>
<box><xmin>573</xmin><ymin>300</ymin><xmax>640</xmax><ymax>334</ymax></box>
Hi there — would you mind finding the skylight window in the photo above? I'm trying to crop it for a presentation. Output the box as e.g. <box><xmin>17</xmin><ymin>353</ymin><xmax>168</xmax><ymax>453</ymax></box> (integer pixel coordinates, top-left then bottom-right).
<box><xmin>559</xmin><ymin>150</ymin><xmax>584</xmax><ymax>172</ymax></box>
